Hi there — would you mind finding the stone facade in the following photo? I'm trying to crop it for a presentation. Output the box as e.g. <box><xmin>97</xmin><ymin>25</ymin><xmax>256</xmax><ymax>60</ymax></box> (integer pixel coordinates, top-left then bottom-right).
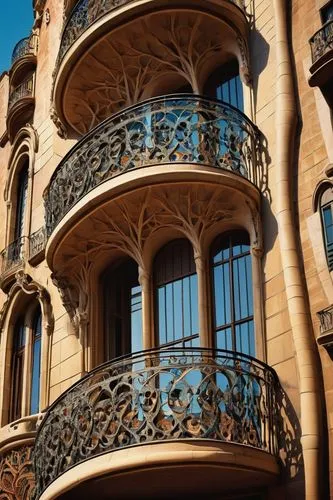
<box><xmin>0</xmin><ymin>0</ymin><xmax>332</xmax><ymax>498</ymax></box>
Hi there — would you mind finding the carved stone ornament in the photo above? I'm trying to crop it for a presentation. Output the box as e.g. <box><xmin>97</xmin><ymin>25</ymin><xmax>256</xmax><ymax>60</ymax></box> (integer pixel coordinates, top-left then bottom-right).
<box><xmin>0</xmin><ymin>445</ymin><xmax>35</xmax><ymax>499</ymax></box>
<box><xmin>237</xmin><ymin>36</ymin><xmax>252</xmax><ymax>86</ymax></box>
<box><xmin>50</xmin><ymin>106</ymin><xmax>67</xmax><ymax>139</ymax></box>
<box><xmin>0</xmin><ymin>272</ymin><xmax>54</xmax><ymax>338</ymax></box>
<box><xmin>51</xmin><ymin>270</ymin><xmax>89</xmax><ymax>337</ymax></box>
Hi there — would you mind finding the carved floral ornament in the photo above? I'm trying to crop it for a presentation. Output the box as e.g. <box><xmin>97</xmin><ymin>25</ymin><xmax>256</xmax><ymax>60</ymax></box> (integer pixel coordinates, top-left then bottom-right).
<box><xmin>0</xmin><ymin>272</ymin><xmax>54</xmax><ymax>339</ymax></box>
<box><xmin>0</xmin><ymin>445</ymin><xmax>35</xmax><ymax>500</ymax></box>
<box><xmin>50</xmin><ymin>183</ymin><xmax>261</xmax><ymax>336</ymax></box>
<box><xmin>55</xmin><ymin>11</ymin><xmax>251</xmax><ymax>135</ymax></box>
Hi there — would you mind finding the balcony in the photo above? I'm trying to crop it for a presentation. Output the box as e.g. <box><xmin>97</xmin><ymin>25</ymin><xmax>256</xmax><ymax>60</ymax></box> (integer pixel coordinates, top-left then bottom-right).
<box><xmin>33</xmin><ymin>348</ymin><xmax>280</xmax><ymax>499</ymax></box>
<box><xmin>29</xmin><ymin>227</ymin><xmax>47</xmax><ymax>266</ymax></box>
<box><xmin>309</xmin><ymin>20</ymin><xmax>333</xmax><ymax>107</ymax></box>
<box><xmin>10</xmin><ymin>35</ymin><xmax>38</xmax><ymax>87</ymax></box>
<box><xmin>7</xmin><ymin>74</ymin><xmax>35</xmax><ymax>142</ymax></box>
<box><xmin>44</xmin><ymin>95</ymin><xmax>262</xmax><ymax>242</ymax></box>
<box><xmin>0</xmin><ymin>237</ymin><xmax>27</xmax><ymax>291</ymax></box>
<box><xmin>317</xmin><ymin>305</ymin><xmax>333</xmax><ymax>350</ymax></box>
<box><xmin>52</xmin><ymin>1</ymin><xmax>250</xmax><ymax>136</ymax></box>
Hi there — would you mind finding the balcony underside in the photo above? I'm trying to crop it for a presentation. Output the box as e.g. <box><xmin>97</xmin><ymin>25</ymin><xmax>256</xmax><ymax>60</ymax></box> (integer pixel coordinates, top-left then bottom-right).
<box><xmin>46</xmin><ymin>172</ymin><xmax>260</xmax><ymax>272</ymax></box>
<box><xmin>54</xmin><ymin>3</ymin><xmax>250</xmax><ymax>136</ymax></box>
<box><xmin>41</xmin><ymin>441</ymin><xmax>279</xmax><ymax>500</ymax></box>
<box><xmin>6</xmin><ymin>98</ymin><xmax>35</xmax><ymax>142</ymax></box>
<box><xmin>309</xmin><ymin>50</ymin><xmax>333</xmax><ymax>107</ymax></box>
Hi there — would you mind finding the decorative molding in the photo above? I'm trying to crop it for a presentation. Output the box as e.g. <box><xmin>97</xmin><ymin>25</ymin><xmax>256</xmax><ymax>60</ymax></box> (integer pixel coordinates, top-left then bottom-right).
<box><xmin>0</xmin><ymin>445</ymin><xmax>35</xmax><ymax>499</ymax></box>
<box><xmin>237</xmin><ymin>36</ymin><xmax>252</xmax><ymax>86</ymax></box>
<box><xmin>50</xmin><ymin>106</ymin><xmax>67</xmax><ymax>139</ymax></box>
<box><xmin>0</xmin><ymin>272</ymin><xmax>54</xmax><ymax>337</ymax></box>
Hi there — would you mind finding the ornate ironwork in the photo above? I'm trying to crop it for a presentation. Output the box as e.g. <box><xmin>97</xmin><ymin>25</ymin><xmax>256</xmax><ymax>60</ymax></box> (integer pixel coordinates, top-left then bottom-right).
<box><xmin>317</xmin><ymin>305</ymin><xmax>333</xmax><ymax>333</ymax></box>
<box><xmin>29</xmin><ymin>227</ymin><xmax>47</xmax><ymax>261</ymax></box>
<box><xmin>8</xmin><ymin>76</ymin><xmax>34</xmax><ymax>112</ymax></box>
<box><xmin>57</xmin><ymin>0</ymin><xmax>246</xmax><ymax>69</ymax></box>
<box><xmin>0</xmin><ymin>445</ymin><xmax>35</xmax><ymax>499</ymax></box>
<box><xmin>310</xmin><ymin>20</ymin><xmax>333</xmax><ymax>63</ymax></box>
<box><xmin>0</xmin><ymin>237</ymin><xmax>27</xmax><ymax>278</ymax></box>
<box><xmin>33</xmin><ymin>348</ymin><xmax>278</xmax><ymax>497</ymax></box>
<box><xmin>11</xmin><ymin>37</ymin><xmax>35</xmax><ymax>66</ymax></box>
<box><xmin>44</xmin><ymin>95</ymin><xmax>262</xmax><ymax>235</ymax></box>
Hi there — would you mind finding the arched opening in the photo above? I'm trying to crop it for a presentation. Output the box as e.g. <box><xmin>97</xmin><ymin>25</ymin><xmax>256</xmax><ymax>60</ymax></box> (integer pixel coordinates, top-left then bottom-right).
<box><xmin>154</xmin><ymin>239</ymin><xmax>199</xmax><ymax>348</ymax></box>
<box><xmin>103</xmin><ymin>258</ymin><xmax>142</xmax><ymax>360</ymax></box>
<box><xmin>211</xmin><ymin>231</ymin><xmax>254</xmax><ymax>356</ymax></box>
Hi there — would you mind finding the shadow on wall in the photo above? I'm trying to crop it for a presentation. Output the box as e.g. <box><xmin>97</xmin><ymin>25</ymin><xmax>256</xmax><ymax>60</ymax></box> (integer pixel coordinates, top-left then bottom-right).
<box><xmin>250</xmin><ymin>29</ymin><xmax>270</xmax><ymax>115</ymax></box>
<box><xmin>275</xmin><ymin>383</ymin><xmax>305</xmax><ymax>497</ymax></box>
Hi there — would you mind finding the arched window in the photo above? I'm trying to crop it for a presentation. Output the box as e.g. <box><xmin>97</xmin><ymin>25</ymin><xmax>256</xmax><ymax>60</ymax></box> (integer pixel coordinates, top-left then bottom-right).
<box><xmin>204</xmin><ymin>60</ymin><xmax>244</xmax><ymax>111</ymax></box>
<box><xmin>30</xmin><ymin>306</ymin><xmax>42</xmax><ymax>415</ymax></box>
<box><xmin>10</xmin><ymin>318</ymin><xmax>26</xmax><ymax>422</ymax></box>
<box><xmin>14</xmin><ymin>163</ymin><xmax>28</xmax><ymax>241</ymax></box>
<box><xmin>8</xmin><ymin>302</ymin><xmax>43</xmax><ymax>422</ymax></box>
<box><xmin>211</xmin><ymin>231</ymin><xmax>254</xmax><ymax>356</ymax></box>
<box><xmin>104</xmin><ymin>259</ymin><xmax>142</xmax><ymax>360</ymax></box>
<box><xmin>154</xmin><ymin>239</ymin><xmax>199</xmax><ymax>348</ymax></box>
<box><xmin>320</xmin><ymin>187</ymin><xmax>333</xmax><ymax>270</ymax></box>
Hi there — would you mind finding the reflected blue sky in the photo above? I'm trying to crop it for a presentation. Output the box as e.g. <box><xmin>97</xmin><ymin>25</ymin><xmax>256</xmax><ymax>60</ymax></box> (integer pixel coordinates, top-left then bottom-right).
<box><xmin>0</xmin><ymin>2</ymin><xmax>34</xmax><ymax>74</ymax></box>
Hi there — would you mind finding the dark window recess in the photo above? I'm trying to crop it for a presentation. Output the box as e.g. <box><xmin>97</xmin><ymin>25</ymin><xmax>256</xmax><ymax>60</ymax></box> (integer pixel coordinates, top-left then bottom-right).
<box><xmin>204</xmin><ymin>60</ymin><xmax>244</xmax><ymax>112</ymax></box>
<box><xmin>10</xmin><ymin>318</ymin><xmax>26</xmax><ymax>422</ymax></box>
<box><xmin>211</xmin><ymin>231</ymin><xmax>254</xmax><ymax>356</ymax></box>
<box><xmin>154</xmin><ymin>239</ymin><xmax>199</xmax><ymax>348</ymax></box>
<box><xmin>104</xmin><ymin>259</ymin><xmax>142</xmax><ymax>361</ymax></box>
<box><xmin>321</xmin><ymin>1</ymin><xmax>333</xmax><ymax>23</ymax></box>
<box><xmin>14</xmin><ymin>164</ymin><xmax>29</xmax><ymax>240</ymax></box>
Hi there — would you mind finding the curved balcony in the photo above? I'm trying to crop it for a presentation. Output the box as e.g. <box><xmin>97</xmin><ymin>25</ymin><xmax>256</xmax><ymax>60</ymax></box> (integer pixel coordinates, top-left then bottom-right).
<box><xmin>309</xmin><ymin>20</ymin><xmax>333</xmax><ymax>106</ymax></box>
<box><xmin>33</xmin><ymin>348</ymin><xmax>280</xmax><ymax>499</ymax></box>
<box><xmin>52</xmin><ymin>1</ymin><xmax>250</xmax><ymax>136</ymax></box>
<box><xmin>45</xmin><ymin>95</ymin><xmax>262</xmax><ymax>238</ymax></box>
<box><xmin>7</xmin><ymin>74</ymin><xmax>35</xmax><ymax>142</ymax></box>
<box><xmin>0</xmin><ymin>236</ymin><xmax>27</xmax><ymax>291</ymax></box>
<box><xmin>10</xmin><ymin>35</ymin><xmax>38</xmax><ymax>88</ymax></box>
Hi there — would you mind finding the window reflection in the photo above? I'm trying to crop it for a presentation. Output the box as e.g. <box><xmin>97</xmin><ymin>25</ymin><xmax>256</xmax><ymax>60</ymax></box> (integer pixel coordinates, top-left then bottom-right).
<box><xmin>154</xmin><ymin>239</ymin><xmax>199</xmax><ymax>348</ymax></box>
<box><xmin>204</xmin><ymin>60</ymin><xmax>244</xmax><ymax>112</ymax></box>
<box><xmin>10</xmin><ymin>318</ymin><xmax>26</xmax><ymax>421</ymax></box>
<box><xmin>212</xmin><ymin>232</ymin><xmax>254</xmax><ymax>356</ymax></box>
<box><xmin>30</xmin><ymin>306</ymin><xmax>42</xmax><ymax>415</ymax></box>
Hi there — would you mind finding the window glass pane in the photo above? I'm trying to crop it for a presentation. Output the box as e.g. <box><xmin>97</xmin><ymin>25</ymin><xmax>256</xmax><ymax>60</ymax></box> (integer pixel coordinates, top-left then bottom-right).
<box><xmin>212</xmin><ymin>232</ymin><xmax>254</xmax><ymax>356</ymax></box>
<box><xmin>30</xmin><ymin>309</ymin><xmax>42</xmax><ymax>414</ymax></box>
<box><xmin>15</xmin><ymin>166</ymin><xmax>29</xmax><ymax>240</ymax></box>
<box><xmin>323</xmin><ymin>205</ymin><xmax>333</xmax><ymax>244</ymax></box>
<box><xmin>155</xmin><ymin>239</ymin><xmax>198</xmax><ymax>347</ymax></box>
<box><xmin>131</xmin><ymin>284</ymin><xmax>142</xmax><ymax>353</ymax></box>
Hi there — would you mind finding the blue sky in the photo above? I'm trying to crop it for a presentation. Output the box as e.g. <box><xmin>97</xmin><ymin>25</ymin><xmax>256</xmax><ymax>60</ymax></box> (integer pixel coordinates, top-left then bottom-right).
<box><xmin>0</xmin><ymin>2</ymin><xmax>34</xmax><ymax>74</ymax></box>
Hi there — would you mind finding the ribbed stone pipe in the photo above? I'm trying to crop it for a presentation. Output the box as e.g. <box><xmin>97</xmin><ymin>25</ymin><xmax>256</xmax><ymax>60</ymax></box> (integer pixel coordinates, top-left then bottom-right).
<box><xmin>273</xmin><ymin>0</ymin><xmax>322</xmax><ymax>498</ymax></box>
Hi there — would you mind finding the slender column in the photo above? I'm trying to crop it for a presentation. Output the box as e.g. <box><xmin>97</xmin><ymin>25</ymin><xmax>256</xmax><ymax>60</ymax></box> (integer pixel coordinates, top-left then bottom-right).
<box><xmin>194</xmin><ymin>252</ymin><xmax>211</xmax><ymax>349</ymax></box>
<box><xmin>251</xmin><ymin>246</ymin><xmax>265</xmax><ymax>360</ymax></box>
<box><xmin>138</xmin><ymin>266</ymin><xmax>153</xmax><ymax>350</ymax></box>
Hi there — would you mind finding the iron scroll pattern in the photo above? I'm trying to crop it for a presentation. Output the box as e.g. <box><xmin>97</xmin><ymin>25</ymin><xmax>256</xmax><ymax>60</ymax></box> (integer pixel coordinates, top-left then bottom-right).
<box><xmin>310</xmin><ymin>20</ymin><xmax>333</xmax><ymax>63</ymax></box>
<box><xmin>58</xmin><ymin>0</ymin><xmax>246</xmax><ymax>68</ymax></box>
<box><xmin>11</xmin><ymin>37</ymin><xmax>31</xmax><ymax>65</ymax></box>
<box><xmin>44</xmin><ymin>95</ymin><xmax>262</xmax><ymax>235</ymax></box>
<box><xmin>33</xmin><ymin>348</ymin><xmax>278</xmax><ymax>498</ymax></box>
<box><xmin>8</xmin><ymin>76</ymin><xmax>34</xmax><ymax>112</ymax></box>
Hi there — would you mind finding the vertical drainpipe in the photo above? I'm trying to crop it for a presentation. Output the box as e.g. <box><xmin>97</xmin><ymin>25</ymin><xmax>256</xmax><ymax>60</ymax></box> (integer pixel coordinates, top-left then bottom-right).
<box><xmin>273</xmin><ymin>0</ymin><xmax>321</xmax><ymax>498</ymax></box>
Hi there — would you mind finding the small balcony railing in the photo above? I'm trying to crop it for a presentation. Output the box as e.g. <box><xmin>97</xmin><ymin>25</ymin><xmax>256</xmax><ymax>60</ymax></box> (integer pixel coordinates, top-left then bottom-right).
<box><xmin>310</xmin><ymin>19</ymin><xmax>333</xmax><ymax>64</ymax></box>
<box><xmin>8</xmin><ymin>75</ymin><xmax>34</xmax><ymax>112</ymax></box>
<box><xmin>317</xmin><ymin>305</ymin><xmax>333</xmax><ymax>334</ymax></box>
<box><xmin>29</xmin><ymin>227</ymin><xmax>47</xmax><ymax>263</ymax></box>
<box><xmin>11</xmin><ymin>36</ymin><xmax>36</xmax><ymax>66</ymax></box>
<box><xmin>57</xmin><ymin>0</ymin><xmax>247</xmax><ymax>69</ymax></box>
<box><xmin>33</xmin><ymin>347</ymin><xmax>278</xmax><ymax>498</ymax></box>
<box><xmin>44</xmin><ymin>95</ymin><xmax>262</xmax><ymax>235</ymax></box>
<box><xmin>0</xmin><ymin>236</ymin><xmax>27</xmax><ymax>277</ymax></box>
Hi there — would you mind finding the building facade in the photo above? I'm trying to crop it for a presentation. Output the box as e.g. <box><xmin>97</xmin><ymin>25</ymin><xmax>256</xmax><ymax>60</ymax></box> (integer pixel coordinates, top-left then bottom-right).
<box><xmin>0</xmin><ymin>0</ymin><xmax>332</xmax><ymax>498</ymax></box>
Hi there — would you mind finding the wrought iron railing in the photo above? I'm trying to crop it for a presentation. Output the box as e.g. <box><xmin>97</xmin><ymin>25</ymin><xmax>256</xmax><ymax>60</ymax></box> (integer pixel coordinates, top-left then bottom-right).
<box><xmin>310</xmin><ymin>20</ymin><xmax>333</xmax><ymax>64</ymax></box>
<box><xmin>0</xmin><ymin>237</ymin><xmax>27</xmax><ymax>277</ymax></box>
<box><xmin>8</xmin><ymin>75</ymin><xmax>35</xmax><ymax>111</ymax></box>
<box><xmin>11</xmin><ymin>36</ymin><xmax>36</xmax><ymax>65</ymax></box>
<box><xmin>29</xmin><ymin>227</ymin><xmax>47</xmax><ymax>261</ymax></box>
<box><xmin>317</xmin><ymin>305</ymin><xmax>333</xmax><ymax>334</ymax></box>
<box><xmin>33</xmin><ymin>347</ymin><xmax>278</xmax><ymax>497</ymax></box>
<box><xmin>57</xmin><ymin>0</ymin><xmax>246</xmax><ymax>69</ymax></box>
<box><xmin>44</xmin><ymin>95</ymin><xmax>262</xmax><ymax>235</ymax></box>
